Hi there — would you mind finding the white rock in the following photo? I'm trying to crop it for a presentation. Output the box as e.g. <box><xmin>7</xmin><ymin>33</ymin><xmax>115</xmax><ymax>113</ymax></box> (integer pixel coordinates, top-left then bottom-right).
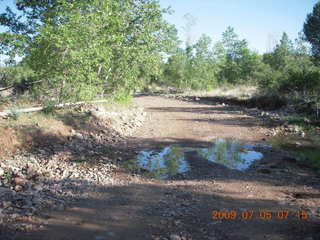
<box><xmin>14</xmin><ymin>185</ymin><xmax>23</xmax><ymax>192</ymax></box>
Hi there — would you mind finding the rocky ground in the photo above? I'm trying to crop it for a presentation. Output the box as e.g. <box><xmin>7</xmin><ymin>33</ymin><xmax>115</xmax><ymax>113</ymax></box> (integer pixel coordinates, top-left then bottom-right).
<box><xmin>0</xmin><ymin>104</ymin><xmax>146</xmax><ymax>238</ymax></box>
<box><xmin>0</xmin><ymin>95</ymin><xmax>319</xmax><ymax>240</ymax></box>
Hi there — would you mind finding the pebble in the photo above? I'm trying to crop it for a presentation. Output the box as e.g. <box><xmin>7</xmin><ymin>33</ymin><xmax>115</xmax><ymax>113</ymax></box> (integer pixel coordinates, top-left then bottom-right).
<box><xmin>14</xmin><ymin>177</ymin><xmax>26</xmax><ymax>185</ymax></box>
<box><xmin>170</xmin><ymin>234</ymin><xmax>181</xmax><ymax>240</ymax></box>
<box><xmin>32</xmin><ymin>184</ymin><xmax>43</xmax><ymax>191</ymax></box>
<box><xmin>3</xmin><ymin>201</ymin><xmax>13</xmax><ymax>208</ymax></box>
<box><xmin>14</xmin><ymin>185</ymin><xmax>23</xmax><ymax>192</ymax></box>
<box><xmin>74</xmin><ymin>133</ymin><xmax>83</xmax><ymax>139</ymax></box>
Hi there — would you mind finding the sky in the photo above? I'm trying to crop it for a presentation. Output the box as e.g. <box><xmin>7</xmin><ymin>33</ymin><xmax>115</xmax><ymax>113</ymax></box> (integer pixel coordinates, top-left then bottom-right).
<box><xmin>0</xmin><ymin>0</ymin><xmax>318</xmax><ymax>56</ymax></box>
<box><xmin>159</xmin><ymin>0</ymin><xmax>318</xmax><ymax>53</ymax></box>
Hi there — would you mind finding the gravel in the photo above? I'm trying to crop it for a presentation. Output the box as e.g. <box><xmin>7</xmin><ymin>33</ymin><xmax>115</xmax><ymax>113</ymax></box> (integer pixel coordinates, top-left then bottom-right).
<box><xmin>0</xmin><ymin>104</ymin><xmax>147</xmax><ymax>229</ymax></box>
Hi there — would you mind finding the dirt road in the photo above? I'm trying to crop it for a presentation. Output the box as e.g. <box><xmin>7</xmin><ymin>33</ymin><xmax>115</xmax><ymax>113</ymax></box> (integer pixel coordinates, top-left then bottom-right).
<box><xmin>14</xmin><ymin>96</ymin><xmax>320</xmax><ymax>240</ymax></box>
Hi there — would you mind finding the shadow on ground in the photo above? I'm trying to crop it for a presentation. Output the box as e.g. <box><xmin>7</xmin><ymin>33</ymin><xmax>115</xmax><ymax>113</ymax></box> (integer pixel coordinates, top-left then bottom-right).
<box><xmin>2</xmin><ymin>179</ymin><xmax>318</xmax><ymax>240</ymax></box>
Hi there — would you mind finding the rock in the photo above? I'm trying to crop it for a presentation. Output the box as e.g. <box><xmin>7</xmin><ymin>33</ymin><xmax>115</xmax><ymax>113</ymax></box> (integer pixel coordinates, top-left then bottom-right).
<box><xmin>14</xmin><ymin>185</ymin><xmax>23</xmax><ymax>192</ymax></box>
<box><xmin>10</xmin><ymin>214</ymin><xmax>19</xmax><ymax>219</ymax></box>
<box><xmin>14</xmin><ymin>177</ymin><xmax>26</xmax><ymax>185</ymax></box>
<box><xmin>295</xmin><ymin>141</ymin><xmax>302</xmax><ymax>146</ymax></box>
<box><xmin>74</xmin><ymin>133</ymin><xmax>83</xmax><ymax>139</ymax></box>
<box><xmin>3</xmin><ymin>201</ymin><xmax>13</xmax><ymax>208</ymax></box>
<box><xmin>39</xmin><ymin>149</ymin><xmax>47</xmax><ymax>155</ymax></box>
<box><xmin>170</xmin><ymin>234</ymin><xmax>181</xmax><ymax>240</ymax></box>
<box><xmin>32</xmin><ymin>184</ymin><xmax>44</xmax><ymax>191</ymax></box>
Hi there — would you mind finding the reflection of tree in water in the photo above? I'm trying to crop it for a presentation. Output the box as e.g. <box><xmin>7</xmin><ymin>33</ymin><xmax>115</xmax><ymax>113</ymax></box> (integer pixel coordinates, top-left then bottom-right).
<box><xmin>164</xmin><ymin>146</ymin><xmax>184</xmax><ymax>177</ymax></box>
<box><xmin>200</xmin><ymin>139</ymin><xmax>247</xmax><ymax>169</ymax></box>
<box><xmin>152</xmin><ymin>152</ymin><xmax>162</xmax><ymax>171</ymax></box>
<box><xmin>138</xmin><ymin>147</ymin><xmax>185</xmax><ymax>179</ymax></box>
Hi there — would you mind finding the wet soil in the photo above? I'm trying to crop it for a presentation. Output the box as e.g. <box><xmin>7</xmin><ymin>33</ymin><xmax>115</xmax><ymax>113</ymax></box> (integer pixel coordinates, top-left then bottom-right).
<box><xmin>10</xmin><ymin>96</ymin><xmax>320</xmax><ymax>240</ymax></box>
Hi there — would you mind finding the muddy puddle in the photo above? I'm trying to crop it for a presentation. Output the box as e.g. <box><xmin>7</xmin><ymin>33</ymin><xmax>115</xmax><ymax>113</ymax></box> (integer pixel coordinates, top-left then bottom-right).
<box><xmin>126</xmin><ymin>139</ymin><xmax>265</xmax><ymax>179</ymax></box>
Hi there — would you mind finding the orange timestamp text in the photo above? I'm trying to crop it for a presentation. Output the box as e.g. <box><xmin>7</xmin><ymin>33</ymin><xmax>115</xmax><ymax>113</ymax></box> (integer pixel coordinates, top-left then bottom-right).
<box><xmin>212</xmin><ymin>209</ymin><xmax>310</xmax><ymax>220</ymax></box>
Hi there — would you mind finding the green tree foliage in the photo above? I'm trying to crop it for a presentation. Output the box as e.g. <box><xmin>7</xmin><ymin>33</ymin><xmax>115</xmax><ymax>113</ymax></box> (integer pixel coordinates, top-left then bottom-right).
<box><xmin>263</xmin><ymin>33</ymin><xmax>293</xmax><ymax>71</ymax></box>
<box><xmin>216</xmin><ymin>27</ymin><xmax>260</xmax><ymax>84</ymax></box>
<box><xmin>161</xmin><ymin>27</ymin><xmax>260</xmax><ymax>90</ymax></box>
<box><xmin>191</xmin><ymin>34</ymin><xmax>217</xmax><ymax>89</ymax></box>
<box><xmin>258</xmin><ymin>32</ymin><xmax>320</xmax><ymax>95</ymax></box>
<box><xmin>0</xmin><ymin>0</ymin><xmax>319</xmax><ymax>106</ymax></box>
<box><xmin>162</xmin><ymin>49</ymin><xmax>189</xmax><ymax>89</ymax></box>
<box><xmin>304</xmin><ymin>1</ymin><xmax>320</xmax><ymax>60</ymax></box>
<box><xmin>0</xmin><ymin>0</ymin><xmax>177</xmax><ymax>102</ymax></box>
<box><xmin>0</xmin><ymin>63</ymin><xmax>36</xmax><ymax>88</ymax></box>
<box><xmin>162</xmin><ymin>34</ymin><xmax>218</xmax><ymax>90</ymax></box>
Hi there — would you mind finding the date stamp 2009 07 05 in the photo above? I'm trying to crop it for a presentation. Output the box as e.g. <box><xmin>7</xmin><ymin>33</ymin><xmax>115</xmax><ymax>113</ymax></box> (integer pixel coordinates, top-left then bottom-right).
<box><xmin>212</xmin><ymin>209</ymin><xmax>311</xmax><ymax>220</ymax></box>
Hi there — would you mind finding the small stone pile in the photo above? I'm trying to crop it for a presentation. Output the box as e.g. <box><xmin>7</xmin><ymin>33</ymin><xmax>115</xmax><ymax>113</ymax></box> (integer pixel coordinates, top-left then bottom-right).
<box><xmin>0</xmin><ymin>165</ymin><xmax>66</xmax><ymax>223</ymax></box>
<box><xmin>90</xmin><ymin>106</ymin><xmax>147</xmax><ymax>137</ymax></box>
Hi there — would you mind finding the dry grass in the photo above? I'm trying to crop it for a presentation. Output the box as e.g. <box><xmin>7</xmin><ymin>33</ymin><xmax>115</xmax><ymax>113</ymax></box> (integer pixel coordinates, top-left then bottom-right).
<box><xmin>0</xmin><ymin>111</ymin><xmax>72</xmax><ymax>157</ymax></box>
<box><xmin>0</xmin><ymin>95</ymin><xmax>41</xmax><ymax>112</ymax></box>
<box><xmin>178</xmin><ymin>85</ymin><xmax>259</xmax><ymax>99</ymax></box>
<box><xmin>0</xmin><ymin>99</ymin><xmax>131</xmax><ymax>158</ymax></box>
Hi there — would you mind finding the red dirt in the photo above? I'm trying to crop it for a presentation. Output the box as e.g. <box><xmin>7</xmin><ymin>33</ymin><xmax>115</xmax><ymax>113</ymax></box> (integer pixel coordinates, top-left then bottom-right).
<box><xmin>9</xmin><ymin>96</ymin><xmax>320</xmax><ymax>240</ymax></box>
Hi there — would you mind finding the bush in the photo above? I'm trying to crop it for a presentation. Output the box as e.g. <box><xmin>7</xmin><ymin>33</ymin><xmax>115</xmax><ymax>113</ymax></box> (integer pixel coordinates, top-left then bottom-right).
<box><xmin>42</xmin><ymin>101</ymin><xmax>56</xmax><ymax>115</ymax></box>
<box><xmin>0</xmin><ymin>64</ymin><xmax>36</xmax><ymax>88</ymax></box>
<box><xmin>8</xmin><ymin>109</ymin><xmax>20</xmax><ymax>120</ymax></box>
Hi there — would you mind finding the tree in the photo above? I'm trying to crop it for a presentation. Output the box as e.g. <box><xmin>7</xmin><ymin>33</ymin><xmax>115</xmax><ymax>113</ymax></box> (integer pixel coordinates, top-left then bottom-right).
<box><xmin>259</xmin><ymin>32</ymin><xmax>320</xmax><ymax>94</ymax></box>
<box><xmin>304</xmin><ymin>1</ymin><xmax>320</xmax><ymax>60</ymax></box>
<box><xmin>0</xmin><ymin>0</ymin><xmax>177</xmax><ymax>102</ymax></box>
<box><xmin>162</xmin><ymin>34</ymin><xmax>218</xmax><ymax>90</ymax></box>
<box><xmin>162</xmin><ymin>49</ymin><xmax>188</xmax><ymax>89</ymax></box>
<box><xmin>294</xmin><ymin>31</ymin><xmax>310</xmax><ymax>56</ymax></box>
<box><xmin>263</xmin><ymin>32</ymin><xmax>293</xmax><ymax>70</ymax></box>
<box><xmin>191</xmin><ymin>34</ymin><xmax>217</xmax><ymax>89</ymax></box>
<box><xmin>217</xmin><ymin>27</ymin><xmax>260</xmax><ymax>84</ymax></box>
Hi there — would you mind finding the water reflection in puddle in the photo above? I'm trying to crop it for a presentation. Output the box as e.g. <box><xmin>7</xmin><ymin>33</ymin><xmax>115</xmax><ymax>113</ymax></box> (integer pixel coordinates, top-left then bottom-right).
<box><xmin>130</xmin><ymin>139</ymin><xmax>264</xmax><ymax>179</ymax></box>
<box><xmin>136</xmin><ymin>146</ymin><xmax>190</xmax><ymax>179</ymax></box>
<box><xmin>198</xmin><ymin>139</ymin><xmax>264</xmax><ymax>170</ymax></box>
